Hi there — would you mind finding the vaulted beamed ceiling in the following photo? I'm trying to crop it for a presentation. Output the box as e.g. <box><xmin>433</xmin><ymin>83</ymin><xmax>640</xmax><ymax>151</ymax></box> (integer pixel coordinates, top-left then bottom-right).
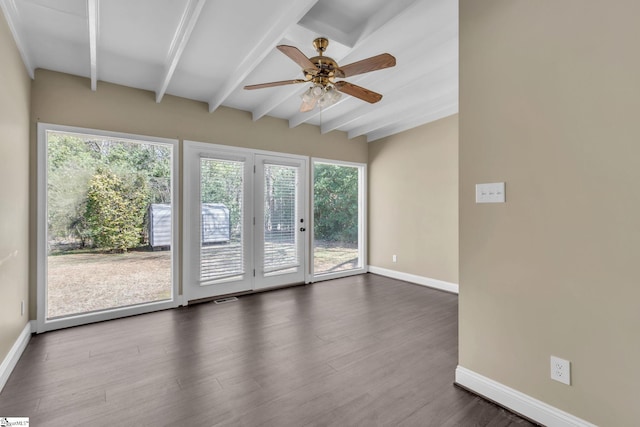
<box><xmin>1</xmin><ymin>0</ymin><xmax>457</xmax><ymax>142</ymax></box>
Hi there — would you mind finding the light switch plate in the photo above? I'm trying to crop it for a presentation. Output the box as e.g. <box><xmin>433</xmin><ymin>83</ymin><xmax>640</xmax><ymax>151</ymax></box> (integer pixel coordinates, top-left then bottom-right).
<box><xmin>476</xmin><ymin>182</ymin><xmax>505</xmax><ymax>203</ymax></box>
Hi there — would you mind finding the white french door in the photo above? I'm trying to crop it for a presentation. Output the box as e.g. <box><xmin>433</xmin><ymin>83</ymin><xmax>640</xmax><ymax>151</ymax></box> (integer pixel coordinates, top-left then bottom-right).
<box><xmin>254</xmin><ymin>155</ymin><xmax>306</xmax><ymax>289</ymax></box>
<box><xmin>184</xmin><ymin>148</ymin><xmax>254</xmax><ymax>300</ymax></box>
<box><xmin>183</xmin><ymin>142</ymin><xmax>307</xmax><ymax>302</ymax></box>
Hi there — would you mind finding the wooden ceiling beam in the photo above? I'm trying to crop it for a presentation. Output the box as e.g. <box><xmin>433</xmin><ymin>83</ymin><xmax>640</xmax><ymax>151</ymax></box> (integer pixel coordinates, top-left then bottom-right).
<box><xmin>207</xmin><ymin>0</ymin><xmax>319</xmax><ymax>113</ymax></box>
<box><xmin>320</xmin><ymin>46</ymin><xmax>457</xmax><ymax>134</ymax></box>
<box><xmin>0</xmin><ymin>0</ymin><xmax>34</xmax><ymax>78</ymax></box>
<box><xmin>365</xmin><ymin>103</ymin><xmax>458</xmax><ymax>142</ymax></box>
<box><xmin>156</xmin><ymin>0</ymin><xmax>206</xmax><ymax>103</ymax></box>
<box><xmin>87</xmin><ymin>0</ymin><xmax>99</xmax><ymax>91</ymax></box>
<box><xmin>347</xmin><ymin>91</ymin><xmax>457</xmax><ymax>139</ymax></box>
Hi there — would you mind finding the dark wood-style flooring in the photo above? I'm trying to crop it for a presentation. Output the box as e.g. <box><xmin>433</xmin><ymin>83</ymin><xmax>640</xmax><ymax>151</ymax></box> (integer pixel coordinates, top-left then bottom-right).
<box><xmin>0</xmin><ymin>274</ymin><xmax>535</xmax><ymax>426</ymax></box>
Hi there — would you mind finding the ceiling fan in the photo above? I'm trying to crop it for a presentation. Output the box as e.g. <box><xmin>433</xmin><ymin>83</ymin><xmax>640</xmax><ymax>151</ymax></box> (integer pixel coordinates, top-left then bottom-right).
<box><xmin>244</xmin><ymin>37</ymin><xmax>396</xmax><ymax>112</ymax></box>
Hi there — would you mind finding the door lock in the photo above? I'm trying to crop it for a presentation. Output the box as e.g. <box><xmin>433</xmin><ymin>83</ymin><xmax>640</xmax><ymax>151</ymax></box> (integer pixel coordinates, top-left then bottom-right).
<box><xmin>300</xmin><ymin>227</ymin><xmax>306</xmax><ymax>232</ymax></box>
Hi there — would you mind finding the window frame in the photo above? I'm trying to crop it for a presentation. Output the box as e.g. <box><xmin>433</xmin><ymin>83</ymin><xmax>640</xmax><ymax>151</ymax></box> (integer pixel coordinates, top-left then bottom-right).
<box><xmin>310</xmin><ymin>158</ymin><xmax>368</xmax><ymax>282</ymax></box>
<box><xmin>36</xmin><ymin>123</ymin><xmax>180</xmax><ymax>333</ymax></box>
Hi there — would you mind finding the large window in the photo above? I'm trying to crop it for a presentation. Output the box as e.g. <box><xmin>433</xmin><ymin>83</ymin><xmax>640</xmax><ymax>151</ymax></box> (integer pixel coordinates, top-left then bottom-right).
<box><xmin>312</xmin><ymin>159</ymin><xmax>366</xmax><ymax>279</ymax></box>
<box><xmin>37</xmin><ymin>124</ymin><xmax>179</xmax><ymax>332</ymax></box>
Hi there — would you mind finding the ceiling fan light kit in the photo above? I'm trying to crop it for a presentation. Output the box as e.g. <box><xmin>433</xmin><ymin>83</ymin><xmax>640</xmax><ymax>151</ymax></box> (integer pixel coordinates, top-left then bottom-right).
<box><xmin>318</xmin><ymin>86</ymin><xmax>342</xmax><ymax>107</ymax></box>
<box><xmin>244</xmin><ymin>38</ymin><xmax>396</xmax><ymax>113</ymax></box>
<box><xmin>300</xmin><ymin>83</ymin><xmax>342</xmax><ymax>110</ymax></box>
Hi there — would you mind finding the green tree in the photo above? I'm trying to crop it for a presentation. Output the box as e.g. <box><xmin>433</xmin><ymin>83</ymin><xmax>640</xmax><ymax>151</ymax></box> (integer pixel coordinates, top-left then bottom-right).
<box><xmin>314</xmin><ymin>164</ymin><xmax>359</xmax><ymax>243</ymax></box>
<box><xmin>47</xmin><ymin>133</ymin><xmax>172</xmax><ymax>249</ymax></box>
<box><xmin>47</xmin><ymin>134</ymin><xmax>99</xmax><ymax>245</ymax></box>
<box><xmin>100</xmin><ymin>140</ymin><xmax>172</xmax><ymax>204</ymax></box>
<box><xmin>85</xmin><ymin>168</ymin><xmax>149</xmax><ymax>252</ymax></box>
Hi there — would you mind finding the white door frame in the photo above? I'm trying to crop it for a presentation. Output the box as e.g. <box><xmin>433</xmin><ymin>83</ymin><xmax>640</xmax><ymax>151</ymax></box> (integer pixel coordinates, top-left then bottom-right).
<box><xmin>254</xmin><ymin>154</ymin><xmax>307</xmax><ymax>290</ymax></box>
<box><xmin>182</xmin><ymin>144</ymin><xmax>255</xmax><ymax>300</ymax></box>
<box><xmin>310</xmin><ymin>158</ymin><xmax>368</xmax><ymax>282</ymax></box>
<box><xmin>182</xmin><ymin>141</ymin><xmax>309</xmax><ymax>303</ymax></box>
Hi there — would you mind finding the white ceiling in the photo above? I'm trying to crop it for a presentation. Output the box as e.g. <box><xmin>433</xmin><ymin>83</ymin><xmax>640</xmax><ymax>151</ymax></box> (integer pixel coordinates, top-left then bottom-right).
<box><xmin>2</xmin><ymin>0</ymin><xmax>458</xmax><ymax>142</ymax></box>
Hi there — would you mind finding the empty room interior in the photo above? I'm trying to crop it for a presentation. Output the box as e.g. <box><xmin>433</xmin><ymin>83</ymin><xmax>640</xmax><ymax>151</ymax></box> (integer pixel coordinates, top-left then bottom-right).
<box><xmin>0</xmin><ymin>1</ymin><xmax>638</xmax><ymax>426</ymax></box>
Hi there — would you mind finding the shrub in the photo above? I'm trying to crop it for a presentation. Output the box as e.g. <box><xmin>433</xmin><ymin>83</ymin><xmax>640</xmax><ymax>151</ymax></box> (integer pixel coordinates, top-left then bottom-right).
<box><xmin>85</xmin><ymin>168</ymin><xmax>149</xmax><ymax>252</ymax></box>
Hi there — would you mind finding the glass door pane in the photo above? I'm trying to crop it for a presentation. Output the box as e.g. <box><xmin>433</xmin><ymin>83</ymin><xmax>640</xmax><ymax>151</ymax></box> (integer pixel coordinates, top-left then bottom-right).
<box><xmin>312</xmin><ymin>161</ymin><xmax>365</xmax><ymax>277</ymax></box>
<box><xmin>255</xmin><ymin>156</ymin><xmax>306</xmax><ymax>289</ymax></box>
<box><xmin>263</xmin><ymin>163</ymin><xmax>298</xmax><ymax>276</ymax></box>
<box><xmin>199</xmin><ymin>158</ymin><xmax>245</xmax><ymax>283</ymax></box>
<box><xmin>183</xmin><ymin>143</ymin><xmax>253</xmax><ymax>301</ymax></box>
<box><xmin>40</xmin><ymin>127</ymin><xmax>177</xmax><ymax>331</ymax></box>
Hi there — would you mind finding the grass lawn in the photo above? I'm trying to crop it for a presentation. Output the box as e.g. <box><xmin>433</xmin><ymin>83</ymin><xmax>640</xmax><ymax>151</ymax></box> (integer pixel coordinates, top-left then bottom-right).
<box><xmin>47</xmin><ymin>242</ymin><xmax>359</xmax><ymax>319</ymax></box>
<box><xmin>47</xmin><ymin>250</ymin><xmax>172</xmax><ymax>318</ymax></box>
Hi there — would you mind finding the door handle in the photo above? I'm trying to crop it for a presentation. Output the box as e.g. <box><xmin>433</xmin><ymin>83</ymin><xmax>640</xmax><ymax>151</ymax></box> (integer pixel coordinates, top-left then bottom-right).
<box><xmin>300</xmin><ymin>227</ymin><xmax>306</xmax><ymax>232</ymax></box>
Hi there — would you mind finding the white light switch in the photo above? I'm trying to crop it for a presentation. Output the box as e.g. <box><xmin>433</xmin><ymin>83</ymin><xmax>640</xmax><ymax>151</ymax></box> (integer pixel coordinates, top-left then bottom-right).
<box><xmin>476</xmin><ymin>182</ymin><xmax>506</xmax><ymax>203</ymax></box>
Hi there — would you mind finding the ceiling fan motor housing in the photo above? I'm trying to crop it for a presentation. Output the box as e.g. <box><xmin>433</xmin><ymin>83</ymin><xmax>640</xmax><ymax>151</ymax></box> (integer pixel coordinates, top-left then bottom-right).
<box><xmin>304</xmin><ymin>38</ymin><xmax>339</xmax><ymax>85</ymax></box>
<box><xmin>305</xmin><ymin>56</ymin><xmax>338</xmax><ymax>84</ymax></box>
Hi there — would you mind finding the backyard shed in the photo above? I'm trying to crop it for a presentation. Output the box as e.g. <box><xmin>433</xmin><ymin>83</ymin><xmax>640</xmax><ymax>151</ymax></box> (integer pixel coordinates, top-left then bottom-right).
<box><xmin>201</xmin><ymin>203</ymin><xmax>231</xmax><ymax>244</ymax></box>
<box><xmin>149</xmin><ymin>203</ymin><xmax>230</xmax><ymax>248</ymax></box>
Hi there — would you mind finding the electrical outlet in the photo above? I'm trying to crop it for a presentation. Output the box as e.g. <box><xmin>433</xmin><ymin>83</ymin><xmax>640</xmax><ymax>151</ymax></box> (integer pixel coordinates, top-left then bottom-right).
<box><xmin>392</xmin><ymin>254</ymin><xmax>397</xmax><ymax>263</ymax></box>
<box><xmin>550</xmin><ymin>356</ymin><xmax>571</xmax><ymax>385</ymax></box>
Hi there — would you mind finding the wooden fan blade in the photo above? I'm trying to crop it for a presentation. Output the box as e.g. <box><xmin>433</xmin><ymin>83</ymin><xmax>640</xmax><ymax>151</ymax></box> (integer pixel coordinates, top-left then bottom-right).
<box><xmin>277</xmin><ymin>45</ymin><xmax>317</xmax><ymax>72</ymax></box>
<box><xmin>335</xmin><ymin>53</ymin><xmax>396</xmax><ymax>78</ymax></box>
<box><xmin>244</xmin><ymin>79</ymin><xmax>306</xmax><ymax>90</ymax></box>
<box><xmin>334</xmin><ymin>81</ymin><xmax>383</xmax><ymax>103</ymax></box>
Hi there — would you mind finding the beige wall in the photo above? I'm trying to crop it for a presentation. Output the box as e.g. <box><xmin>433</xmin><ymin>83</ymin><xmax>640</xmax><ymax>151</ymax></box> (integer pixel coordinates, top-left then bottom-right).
<box><xmin>369</xmin><ymin>114</ymin><xmax>458</xmax><ymax>284</ymax></box>
<box><xmin>459</xmin><ymin>1</ymin><xmax>640</xmax><ymax>425</ymax></box>
<box><xmin>0</xmin><ymin>11</ymin><xmax>31</xmax><ymax>362</ymax></box>
<box><xmin>31</xmin><ymin>70</ymin><xmax>368</xmax><ymax>162</ymax></box>
<box><xmin>29</xmin><ymin>69</ymin><xmax>368</xmax><ymax>314</ymax></box>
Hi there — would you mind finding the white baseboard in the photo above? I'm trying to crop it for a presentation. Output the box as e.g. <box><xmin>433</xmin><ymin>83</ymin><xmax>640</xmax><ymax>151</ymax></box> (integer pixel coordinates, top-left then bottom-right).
<box><xmin>368</xmin><ymin>266</ymin><xmax>458</xmax><ymax>294</ymax></box>
<box><xmin>455</xmin><ymin>366</ymin><xmax>596</xmax><ymax>427</ymax></box>
<box><xmin>310</xmin><ymin>267</ymin><xmax>369</xmax><ymax>284</ymax></box>
<box><xmin>0</xmin><ymin>321</ymin><xmax>34</xmax><ymax>393</ymax></box>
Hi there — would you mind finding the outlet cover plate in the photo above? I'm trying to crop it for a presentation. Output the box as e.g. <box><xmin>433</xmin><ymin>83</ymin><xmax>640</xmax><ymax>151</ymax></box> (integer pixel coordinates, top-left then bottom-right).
<box><xmin>550</xmin><ymin>355</ymin><xmax>571</xmax><ymax>385</ymax></box>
